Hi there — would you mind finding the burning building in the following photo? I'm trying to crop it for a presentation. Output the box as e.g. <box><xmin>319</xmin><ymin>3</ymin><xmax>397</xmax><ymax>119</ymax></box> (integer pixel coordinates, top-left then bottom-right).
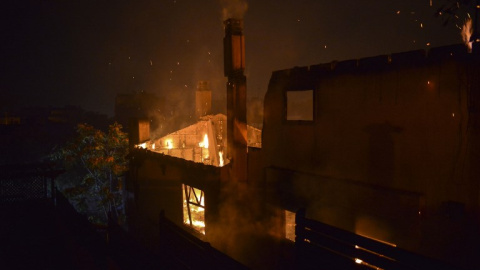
<box><xmin>132</xmin><ymin>18</ymin><xmax>259</xmax><ymax>171</ymax></box>
<box><xmin>137</xmin><ymin>114</ymin><xmax>261</xmax><ymax>167</ymax></box>
<box><xmin>126</xmin><ymin>18</ymin><xmax>265</xmax><ymax>261</ymax></box>
<box><xmin>125</xmin><ymin>13</ymin><xmax>480</xmax><ymax>270</ymax></box>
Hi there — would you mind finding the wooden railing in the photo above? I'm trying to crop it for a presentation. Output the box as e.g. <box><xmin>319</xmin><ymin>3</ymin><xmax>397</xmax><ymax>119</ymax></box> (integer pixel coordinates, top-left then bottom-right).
<box><xmin>295</xmin><ymin>208</ymin><xmax>459</xmax><ymax>270</ymax></box>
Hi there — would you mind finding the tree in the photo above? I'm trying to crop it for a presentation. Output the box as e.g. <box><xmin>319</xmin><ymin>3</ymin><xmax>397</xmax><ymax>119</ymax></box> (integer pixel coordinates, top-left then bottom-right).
<box><xmin>51</xmin><ymin>122</ymin><xmax>129</xmax><ymax>224</ymax></box>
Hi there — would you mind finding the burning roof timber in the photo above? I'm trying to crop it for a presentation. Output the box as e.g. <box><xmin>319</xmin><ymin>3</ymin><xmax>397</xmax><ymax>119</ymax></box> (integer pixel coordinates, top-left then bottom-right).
<box><xmin>136</xmin><ymin>114</ymin><xmax>261</xmax><ymax>167</ymax></box>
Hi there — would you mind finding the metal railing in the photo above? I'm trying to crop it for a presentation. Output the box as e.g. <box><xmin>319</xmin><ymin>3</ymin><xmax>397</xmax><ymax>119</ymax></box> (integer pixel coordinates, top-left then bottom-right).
<box><xmin>0</xmin><ymin>163</ymin><xmax>62</xmax><ymax>205</ymax></box>
<box><xmin>294</xmin><ymin>208</ymin><xmax>459</xmax><ymax>270</ymax></box>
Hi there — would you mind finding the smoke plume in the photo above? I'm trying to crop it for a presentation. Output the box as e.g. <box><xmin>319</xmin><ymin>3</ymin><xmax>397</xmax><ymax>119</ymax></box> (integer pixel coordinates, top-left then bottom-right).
<box><xmin>220</xmin><ymin>0</ymin><xmax>248</xmax><ymax>20</ymax></box>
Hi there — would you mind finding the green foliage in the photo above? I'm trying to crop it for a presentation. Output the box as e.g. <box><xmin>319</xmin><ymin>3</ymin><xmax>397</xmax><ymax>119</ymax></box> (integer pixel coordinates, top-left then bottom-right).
<box><xmin>52</xmin><ymin>122</ymin><xmax>129</xmax><ymax>224</ymax></box>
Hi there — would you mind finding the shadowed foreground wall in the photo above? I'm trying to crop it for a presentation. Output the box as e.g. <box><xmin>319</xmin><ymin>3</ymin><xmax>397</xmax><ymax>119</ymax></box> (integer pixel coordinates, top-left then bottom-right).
<box><xmin>126</xmin><ymin>149</ymin><xmax>224</xmax><ymax>247</ymax></box>
<box><xmin>262</xmin><ymin>44</ymin><xmax>480</xmax><ymax>268</ymax></box>
<box><xmin>126</xmin><ymin>148</ymin><xmax>285</xmax><ymax>269</ymax></box>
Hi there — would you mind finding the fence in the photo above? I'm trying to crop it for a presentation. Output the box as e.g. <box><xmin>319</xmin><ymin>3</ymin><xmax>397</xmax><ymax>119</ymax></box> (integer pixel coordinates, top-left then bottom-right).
<box><xmin>294</xmin><ymin>208</ymin><xmax>458</xmax><ymax>270</ymax></box>
<box><xmin>0</xmin><ymin>163</ymin><xmax>62</xmax><ymax>204</ymax></box>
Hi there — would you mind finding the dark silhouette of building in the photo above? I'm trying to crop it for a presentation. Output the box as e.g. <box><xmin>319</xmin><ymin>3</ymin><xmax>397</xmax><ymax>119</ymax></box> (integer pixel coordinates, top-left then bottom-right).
<box><xmin>0</xmin><ymin>106</ymin><xmax>110</xmax><ymax>165</ymax></box>
<box><xmin>262</xmin><ymin>44</ymin><xmax>480</xmax><ymax>269</ymax></box>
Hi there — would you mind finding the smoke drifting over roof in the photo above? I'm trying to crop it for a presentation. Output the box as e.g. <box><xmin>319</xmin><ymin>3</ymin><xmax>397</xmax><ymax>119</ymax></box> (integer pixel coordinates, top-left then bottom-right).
<box><xmin>221</xmin><ymin>0</ymin><xmax>248</xmax><ymax>20</ymax></box>
<box><xmin>3</xmin><ymin>1</ymin><xmax>463</xmax><ymax>117</ymax></box>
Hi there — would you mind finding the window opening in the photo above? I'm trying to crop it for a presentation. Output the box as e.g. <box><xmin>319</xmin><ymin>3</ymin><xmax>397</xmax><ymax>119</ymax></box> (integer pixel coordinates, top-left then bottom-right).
<box><xmin>182</xmin><ymin>184</ymin><xmax>205</xmax><ymax>235</ymax></box>
<box><xmin>286</xmin><ymin>90</ymin><xmax>314</xmax><ymax>121</ymax></box>
<box><xmin>285</xmin><ymin>210</ymin><xmax>296</xmax><ymax>242</ymax></box>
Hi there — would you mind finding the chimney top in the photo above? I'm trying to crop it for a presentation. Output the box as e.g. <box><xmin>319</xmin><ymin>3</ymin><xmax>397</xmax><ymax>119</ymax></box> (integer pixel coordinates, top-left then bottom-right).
<box><xmin>197</xmin><ymin>81</ymin><xmax>210</xmax><ymax>92</ymax></box>
<box><xmin>224</xmin><ymin>18</ymin><xmax>243</xmax><ymax>35</ymax></box>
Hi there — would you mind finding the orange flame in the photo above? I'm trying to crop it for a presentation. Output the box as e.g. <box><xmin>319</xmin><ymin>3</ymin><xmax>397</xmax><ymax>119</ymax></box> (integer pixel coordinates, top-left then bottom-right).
<box><xmin>219</xmin><ymin>151</ymin><xmax>224</xmax><ymax>167</ymax></box>
<box><xmin>462</xmin><ymin>18</ymin><xmax>473</xmax><ymax>52</ymax></box>
<box><xmin>198</xmin><ymin>134</ymin><xmax>209</xmax><ymax>149</ymax></box>
<box><xmin>136</xmin><ymin>142</ymin><xmax>146</xmax><ymax>149</ymax></box>
<box><xmin>165</xmin><ymin>139</ymin><xmax>173</xmax><ymax>149</ymax></box>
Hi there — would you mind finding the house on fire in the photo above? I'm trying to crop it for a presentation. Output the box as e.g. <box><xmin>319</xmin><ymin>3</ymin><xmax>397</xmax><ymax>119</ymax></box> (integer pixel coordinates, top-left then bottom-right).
<box><xmin>125</xmin><ymin>17</ymin><xmax>480</xmax><ymax>270</ymax></box>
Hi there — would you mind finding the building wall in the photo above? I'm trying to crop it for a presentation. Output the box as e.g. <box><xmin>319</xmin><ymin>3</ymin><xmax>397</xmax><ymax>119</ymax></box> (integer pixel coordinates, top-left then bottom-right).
<box><xmin>126</xmin><ymin>149</ymin><xmax>226</xmax><ymax>245</ymax></box>
<box><xmin>126</xmin><ymin>147</ymin><xmax>280</xmax><ymax>268</ymax></box>
<box><xmin>262</xmin><ymin>44</ymin><xmax>480</xmax><ymax>265</ymax></box>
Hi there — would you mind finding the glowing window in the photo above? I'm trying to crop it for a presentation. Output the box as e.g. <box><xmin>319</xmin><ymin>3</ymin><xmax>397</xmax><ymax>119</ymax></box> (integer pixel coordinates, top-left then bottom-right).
<box><xmin>182</xmin><ymin>184</ymin><xmax>205</xmax><ymax>235</ymax></box>
<box><xmin>286</xmin><ymin>90</ymin><xmax>314</xmax><ymax>121</ymax></box>
<box><xmin>285</xmin><ymin>210</ymin><xmax>296</xmax><ymax>242</ymax></box>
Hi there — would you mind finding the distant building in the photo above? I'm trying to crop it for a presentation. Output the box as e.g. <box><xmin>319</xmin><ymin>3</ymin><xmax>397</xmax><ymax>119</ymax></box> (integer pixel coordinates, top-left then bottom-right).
<box><xmin>0</xmin><ymin>112</ymin><xmax>20</xmax><ymax>125</ymax></box>
<box><xmin>0</xmin><ymin>106</ymin><xmax>110</xmax><ymax>164</ymax></box>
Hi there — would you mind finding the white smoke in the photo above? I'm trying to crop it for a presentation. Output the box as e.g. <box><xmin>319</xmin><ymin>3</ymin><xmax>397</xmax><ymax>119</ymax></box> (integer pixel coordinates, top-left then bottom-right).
<box><xmin>220</xmin><ymin>0</ymin><xmax>248</xmax><ymax>20</ymax></box>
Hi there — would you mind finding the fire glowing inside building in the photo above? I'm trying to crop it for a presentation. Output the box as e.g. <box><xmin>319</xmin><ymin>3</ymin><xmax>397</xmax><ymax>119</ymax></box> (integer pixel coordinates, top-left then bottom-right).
<box><xmin>135</xmin><ymin>114</ymin><xmax>261</xmax><ymax>168</ymax></box>
<box><xmin>182</xmin><ymin>184</ymin><xmax>205</xmax><ymax>235</ymax></box>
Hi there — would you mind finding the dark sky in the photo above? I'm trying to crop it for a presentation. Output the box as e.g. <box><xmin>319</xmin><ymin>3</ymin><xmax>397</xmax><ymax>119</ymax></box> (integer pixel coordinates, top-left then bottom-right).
<box><xmin>1</xmin><ymin>0</ymin><xmax>473</xmax><ymax>116</ymax></box>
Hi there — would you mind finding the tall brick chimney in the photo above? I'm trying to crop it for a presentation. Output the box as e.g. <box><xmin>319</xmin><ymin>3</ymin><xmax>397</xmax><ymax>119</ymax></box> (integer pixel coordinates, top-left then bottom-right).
<box><xmin>195</xmin><ymin>80</ymin><xmax>212</xmax><ymax>119</ymax></box>
<box><xmin>224</xmin><ymin>18</ymin><xmax>247</xmax><ymax>182</ymax></box>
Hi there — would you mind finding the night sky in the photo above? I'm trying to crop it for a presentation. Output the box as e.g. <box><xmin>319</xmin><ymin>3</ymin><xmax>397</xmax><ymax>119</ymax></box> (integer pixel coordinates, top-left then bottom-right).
<box><xmin>1</xmin><ymin>0</ymin><xmax>473</xmax><ymax>117</ymax></box>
